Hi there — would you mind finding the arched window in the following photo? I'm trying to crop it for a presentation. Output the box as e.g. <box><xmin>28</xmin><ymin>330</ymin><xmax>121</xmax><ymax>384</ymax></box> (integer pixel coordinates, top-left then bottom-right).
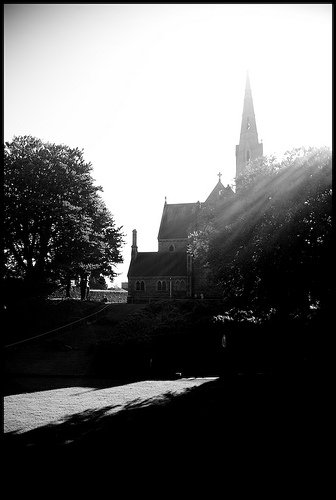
<box><xmin>136</xmin><ymin>280</ymin><xmax>145</xmax><ymax>291</ymax></box>
<box><xmin>246</xmin><ymin>117</ymin><xmax>251</xmax><ymax>130</ymax></box>
<box><xmin>175</xmin><ymin>280</ymin><xmax>180</xmax><ymax>291</ymax></box>
<box><xmin>157</xmin><ymin>281</ymin><xmax>162</xmax><ymax>291</ymax></box>
<box><xmin>246</xmin><ymin>150</ymin><xmax>251</xmax><ymax>162</ymax></box>
<box><xmin>161</xmin><ymin>281</ymin><xmax>167</xmax><ymax>292</ymax></box>
<box><xmin>169</xmin><ymin>244</ymin><xmax>175</xmax><ymax>252</ymax></box>
<box><xmin>180</xmin><ymin>280</ymin><xmax>186</xmax><ymax>290</ymax></box>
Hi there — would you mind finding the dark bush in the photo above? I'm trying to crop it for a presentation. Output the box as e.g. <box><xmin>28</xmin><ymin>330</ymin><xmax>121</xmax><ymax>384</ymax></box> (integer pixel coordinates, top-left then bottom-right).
<box><xmin>92</xmin><ymin>299</ymin><xmax>327</xmax><ymax>379</ymax></box>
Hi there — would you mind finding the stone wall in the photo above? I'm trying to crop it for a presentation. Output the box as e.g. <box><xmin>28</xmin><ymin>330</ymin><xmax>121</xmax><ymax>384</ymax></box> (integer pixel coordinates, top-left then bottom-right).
<box><xmin>49</xmin><ymin>287</ymin><xmax>128</xmax><ymax>303</ymax></box>
<box><xmin>192</xmin><ymin>264</ymin><xmax>209</xmax><ymax>298</ymax></box>
<box><xmin>158</xmin><ymin>239</ymin><xmax>188</xmax><ymax>252</ymax></box>
<box><xmin>128</xmin><ymin>276</ymin><xmax>188</xmax><ymax>303</ymax></box>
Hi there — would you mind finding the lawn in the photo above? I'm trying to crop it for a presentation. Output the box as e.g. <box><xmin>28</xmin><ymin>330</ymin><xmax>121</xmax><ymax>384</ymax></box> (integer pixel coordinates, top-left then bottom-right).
<box><xmin>4</xmin><ymin>298</ymin><xmax>106</xmax><ymax>346</ymax></box>
<box><xmin>4</xmin><ymin>377</ymin><xmax>217</xmax><ymax>435</ymax></box>
<box><xmin>3</xmin><ymin>298</ymin><xmax>327</xmax><ymax>475</ymax></box>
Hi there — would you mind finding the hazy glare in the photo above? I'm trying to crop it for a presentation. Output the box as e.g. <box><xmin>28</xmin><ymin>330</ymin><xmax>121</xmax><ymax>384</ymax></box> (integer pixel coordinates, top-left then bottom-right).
<box><xmin>4</xmin><ymin>4</ymin><xmax>332</xmax><ymax>286</ymax></box>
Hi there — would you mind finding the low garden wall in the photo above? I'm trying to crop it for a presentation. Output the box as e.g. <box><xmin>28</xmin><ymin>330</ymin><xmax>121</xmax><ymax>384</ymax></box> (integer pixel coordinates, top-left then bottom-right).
<box><xmin>49</xmin><ymin>287</ymin><xmax>128</xmax><ymax>303</ymax></box>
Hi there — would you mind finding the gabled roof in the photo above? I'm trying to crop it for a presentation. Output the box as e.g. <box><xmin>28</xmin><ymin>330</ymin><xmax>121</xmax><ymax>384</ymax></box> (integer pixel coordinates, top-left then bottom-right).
<box><xmin>205</xmin><ymin>181</ymin><xmax>234</xmax><ymax>205</ymax></box>
<box><xmin>158</xmin><ymin>203</ymin><xmax>198</xmax><ymax>240</ymax></box>
<box><xmin>128</xmin><ymin>251</ymin><xmax>187</xmax><ymax>278</ymax></box>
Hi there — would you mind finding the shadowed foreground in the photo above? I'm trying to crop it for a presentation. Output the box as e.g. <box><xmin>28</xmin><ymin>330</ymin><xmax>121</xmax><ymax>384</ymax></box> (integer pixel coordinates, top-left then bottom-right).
<box><xmin>3</xmin><ymin>369</ymin><xmax>326</xmax><ymax>470</ymax></box>
<box><xmin>3</xmin><ymin>301</ymin><xmax>330</xmax><ymax>487</ymax></box>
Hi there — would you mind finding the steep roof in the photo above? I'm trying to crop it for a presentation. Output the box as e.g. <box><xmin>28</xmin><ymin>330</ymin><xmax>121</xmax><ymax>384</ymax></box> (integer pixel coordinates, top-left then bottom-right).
<box><xmin>128</xmin><ymin>251</ymin><xmax>187</xmax><ymax>278</ymax></box>
<box><xmin>205</xmin><ymin>181</ymin><xmax>234</xmax><ymax>205</ymax></box>
<box><xmin>158</xmin><ymin>203</ymin><xmax>198</xmax><ymax>240</ymax></box>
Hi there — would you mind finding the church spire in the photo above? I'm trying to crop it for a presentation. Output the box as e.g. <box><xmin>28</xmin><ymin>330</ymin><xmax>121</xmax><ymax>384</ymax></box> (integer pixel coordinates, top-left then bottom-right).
<box><xmin>235</xmin><ymin>72</ymin><xmax>263</xmax><ymax>180</ymax></box>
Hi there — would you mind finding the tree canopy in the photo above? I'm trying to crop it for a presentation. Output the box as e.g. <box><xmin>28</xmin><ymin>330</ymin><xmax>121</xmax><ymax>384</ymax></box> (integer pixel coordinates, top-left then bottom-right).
<box><xmin>188</xmin><ymin>146</ymin><xmax>332</xmax><ymax>316</ymax></box>
<box><xmin>4</xmin><ymin>135</ymin><xmax>124</xmax><ymax>293</ymax></box>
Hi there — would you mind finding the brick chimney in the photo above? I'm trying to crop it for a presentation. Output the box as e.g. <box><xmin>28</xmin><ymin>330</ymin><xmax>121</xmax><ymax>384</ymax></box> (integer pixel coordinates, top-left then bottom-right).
<box><xmin>131</xmin><ymin>229</ymin><xmax>138</xmax><ymax>260</ymax></box>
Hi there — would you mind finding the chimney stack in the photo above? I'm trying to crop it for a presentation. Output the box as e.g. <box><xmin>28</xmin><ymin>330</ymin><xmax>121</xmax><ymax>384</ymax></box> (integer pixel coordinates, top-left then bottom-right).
<box><xmin>131</xmin><ymin>229</ymin><xmax>138</xmax><ymax>260</ymax></box>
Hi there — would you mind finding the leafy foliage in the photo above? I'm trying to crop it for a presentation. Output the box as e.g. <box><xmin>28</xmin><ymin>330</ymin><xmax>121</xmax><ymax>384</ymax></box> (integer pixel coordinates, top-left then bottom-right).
<box><xmin>89</xmin><ymin>273</ymin><xmax>108</xmax><ymax>290</ymax></box>
<box><xmin>188</xmin><ymin>147</ymin><xmax>332</xmax><ymax>316</ymax></box>
<box><xmin>4</xmin><ymin>136</ymin><xmax>124</xmax><ymax>292</ymax></box>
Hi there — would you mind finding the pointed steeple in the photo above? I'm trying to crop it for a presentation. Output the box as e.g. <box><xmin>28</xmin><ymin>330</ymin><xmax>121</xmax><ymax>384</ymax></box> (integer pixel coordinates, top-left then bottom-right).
<box><xmin>235</xmin><ymin>72</ymin><xmax>263</xmax><ymax>179</ymax></box>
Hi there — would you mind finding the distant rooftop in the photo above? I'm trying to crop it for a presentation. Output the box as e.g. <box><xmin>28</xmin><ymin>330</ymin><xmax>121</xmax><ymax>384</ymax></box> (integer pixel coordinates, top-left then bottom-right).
<box><xmin>158</xmin><ymin>203</ymin><xmax>198</xmax><ymax>240</ymax></box>
<box><xmin>128</xmin><ymin>251</ymin><xmax>187</xmax><ymax>277</ymax></box>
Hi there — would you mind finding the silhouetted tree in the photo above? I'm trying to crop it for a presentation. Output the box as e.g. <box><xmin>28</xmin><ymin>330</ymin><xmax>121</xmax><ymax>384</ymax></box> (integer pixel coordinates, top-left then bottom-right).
<box><xmin>188</xmin><ymin>147</ymin><xmax>332</xmax><ymax>316</ymax></box>
<box><xmin>89</xmin><ymin>272</ymin><xmax>108</xmax><ymax>290</ymax></box>
<box><xmin>4</xmin><ymin>136</ymin><xmax>124</xmax><ymax>295</ymax></box>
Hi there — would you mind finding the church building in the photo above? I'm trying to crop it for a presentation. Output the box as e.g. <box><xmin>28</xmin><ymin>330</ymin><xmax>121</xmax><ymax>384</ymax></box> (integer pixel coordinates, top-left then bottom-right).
<box><xmin>127</xmin><ymin>73</ymin><xmax>263</xmax><ymax>303</ymax></box>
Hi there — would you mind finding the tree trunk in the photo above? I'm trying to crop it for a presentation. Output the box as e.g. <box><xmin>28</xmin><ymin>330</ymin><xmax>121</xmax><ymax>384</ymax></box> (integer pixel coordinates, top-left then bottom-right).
<box><xmin>65</xmin><ymin>275</ymin><xmax>71</xmax><ymax>298</ymax></box>
<box><xmin>80</xmin><ymin>273</ymin><xmax>87</xmax><ymax>301</ymax></box>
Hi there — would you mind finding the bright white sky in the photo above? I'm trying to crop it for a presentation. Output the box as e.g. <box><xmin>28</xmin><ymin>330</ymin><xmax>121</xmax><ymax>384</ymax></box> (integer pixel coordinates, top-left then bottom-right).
<box><xmin>4</xmin><ymin>4</ymin><xmax>332</xmax><ymax>287</ymax></box>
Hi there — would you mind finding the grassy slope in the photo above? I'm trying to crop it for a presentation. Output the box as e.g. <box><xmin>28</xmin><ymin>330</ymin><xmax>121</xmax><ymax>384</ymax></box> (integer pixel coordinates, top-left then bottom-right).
<box><xmin>4</xmin><ymin>303</ymin><xmax>146</xmax><ymax>387</ymax></box>
<box><xmin>3</xmin><ymin>299</ymin><xmax>328</xmax><ymax>483</ymax></box>
<box><xmin>3</xmin><ymin>298</ymin><xmax>106</xmax><ymax>345</ymax></box>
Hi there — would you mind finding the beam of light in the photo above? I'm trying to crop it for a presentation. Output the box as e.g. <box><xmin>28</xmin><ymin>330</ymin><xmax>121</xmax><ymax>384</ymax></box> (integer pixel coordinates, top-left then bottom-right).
<box><xmin>198</xmin><ymin>147</ymin><xmax>332</xmax><ymax>275</ymax></box>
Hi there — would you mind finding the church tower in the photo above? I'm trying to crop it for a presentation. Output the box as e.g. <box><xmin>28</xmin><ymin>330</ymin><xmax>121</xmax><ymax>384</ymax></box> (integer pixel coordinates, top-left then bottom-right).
<box><xmin>235</xmin><ymin>72</ymin><xmax>263</xmax><ymax>179</ymax></box>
